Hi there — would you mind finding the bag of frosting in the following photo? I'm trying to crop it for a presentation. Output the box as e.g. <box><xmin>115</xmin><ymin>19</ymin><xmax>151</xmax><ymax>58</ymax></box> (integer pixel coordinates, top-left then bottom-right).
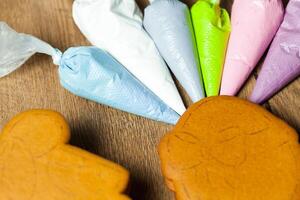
<box><xmin>191</xmin><ymin>0</ymin><xmax>231</xmax><ymax>96</ymax></box>
<box><xmin>72</xmin><ymin>0</ymin><xmax>186</xmax><ymax>115</ymax></box>
<box><xmin>250</xmin><ymin>0</ymin><xmax>300</xmax><ymax>104</ymax></box>
<box><xmin>143</xmin><ymin>0</ymin><xmax>205</xmax><ymax>102</ymax></box>
<box><xmin>221</xmin><ymin>0</ymin><xmax>284</xmax><ymax>96</ymax></box>
<box><xmin>0</xmin><ymin>22</ymin><xmax>180</xmax><ymax>124</ymax></box>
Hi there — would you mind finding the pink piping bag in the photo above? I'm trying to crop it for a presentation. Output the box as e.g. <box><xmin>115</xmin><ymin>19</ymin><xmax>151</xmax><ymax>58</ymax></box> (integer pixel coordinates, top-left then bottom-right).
<box><xmin>220</xmin><ymin>0</ymin><xmax>284</xmax><ymax>96</ymax></box>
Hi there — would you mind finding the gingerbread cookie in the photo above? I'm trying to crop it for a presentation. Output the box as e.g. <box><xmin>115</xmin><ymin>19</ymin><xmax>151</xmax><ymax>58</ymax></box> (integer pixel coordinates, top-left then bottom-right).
<box><xmin>0</xmin><ymin>110</ymin><xmax>130</xmax><ymax>200</ymax></box>
<box><xmin>159</xmin><ymin>96</ymin><xmax>300</xmax><ymax>200</ymax></box>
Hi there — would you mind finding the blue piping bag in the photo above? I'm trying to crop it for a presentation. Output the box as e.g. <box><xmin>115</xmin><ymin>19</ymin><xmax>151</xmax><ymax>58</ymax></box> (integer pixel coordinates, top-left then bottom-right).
<box><xmin>0</xmin><ymin>22</ymin><xmax>179</xmax><ymax>124</ymax></box>
<box><xmin>143</xmin><ymin>0</ymin><xmax>205</xmax><ymax>102</ymax></box>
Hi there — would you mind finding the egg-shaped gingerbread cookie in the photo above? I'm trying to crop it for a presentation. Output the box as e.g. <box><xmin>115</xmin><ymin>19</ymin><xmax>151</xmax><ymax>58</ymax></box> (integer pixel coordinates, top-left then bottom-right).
<box><xmin>159</xmin><ymin>96</ymin><xmax>300</xmax><ymax>200</ymax></box>
<box><xmin>0</xmin><ymin>110</ymin><xmax>130</xmax><ymax>200</ymax></box>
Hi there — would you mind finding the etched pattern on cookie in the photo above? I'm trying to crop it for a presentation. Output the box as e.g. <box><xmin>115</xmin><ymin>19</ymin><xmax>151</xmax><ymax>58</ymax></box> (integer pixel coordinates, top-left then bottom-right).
<box><xmin>159</xmin><ymin>96</ymin><xmax>300</xmax><ymax>200</ymax></box>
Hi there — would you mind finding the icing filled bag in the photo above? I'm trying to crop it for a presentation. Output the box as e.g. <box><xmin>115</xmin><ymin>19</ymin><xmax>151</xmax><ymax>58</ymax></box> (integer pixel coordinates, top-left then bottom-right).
<box><xmin>191</xmin><ymin>0</ymin><xmax>231</xmax><ymax>96</ymax></box>
<box><xmin>220</xmin><ymin>0</ymin><xmax>284</xmax><ymax>96</ymax></box>
<box><xmin>0</xmin><ymin>22</ymin><xmax>179</xmax><ymax>124</ymax></box>
<box><xmin>72</xmin><ymin>0</ymin><xmax>186</xmax><ymax>115</ymax></box>
<box><xmin>143</xmin><ymin>0</ymin><xmax>205</xmax><ymax>102</ymax></box>
<box><xmin>250</xmin><ymin>0</ymin><xmax>300</xmax><ymax>104</ymax></box>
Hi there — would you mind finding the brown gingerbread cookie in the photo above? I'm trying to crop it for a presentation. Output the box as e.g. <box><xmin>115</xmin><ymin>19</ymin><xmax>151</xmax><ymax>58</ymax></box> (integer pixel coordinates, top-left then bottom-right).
<box><xmin>0</xmin><ymin>110</ymin><xmax>130</xmax><ymax>200</ymax></box>
<box><xmin>159</xmin><ymin>96</ymin><xmax>300</xmax><ymax>200</ymax></box>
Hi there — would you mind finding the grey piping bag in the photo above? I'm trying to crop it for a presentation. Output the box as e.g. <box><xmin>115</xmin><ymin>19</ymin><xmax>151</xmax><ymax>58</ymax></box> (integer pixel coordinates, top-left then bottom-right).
<box><xmin>144</xmin><ymin>0</ymin><xmax>205</xmax><ymax>102</ymax></box>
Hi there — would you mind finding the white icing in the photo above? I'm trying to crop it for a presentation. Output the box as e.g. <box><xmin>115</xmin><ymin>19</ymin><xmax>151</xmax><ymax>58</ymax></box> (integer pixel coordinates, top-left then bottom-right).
<box><xmin>73</xmin><ymin>0</ymin><xmax>186</xmax><ymax>115</ymax></box>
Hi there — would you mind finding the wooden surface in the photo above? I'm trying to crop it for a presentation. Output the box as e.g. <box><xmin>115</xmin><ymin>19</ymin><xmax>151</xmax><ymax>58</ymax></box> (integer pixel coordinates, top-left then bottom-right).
<box><xmin>0</xmin><ymin>0</ymin><xmax>297</xmax><ymax>199</ymax></box>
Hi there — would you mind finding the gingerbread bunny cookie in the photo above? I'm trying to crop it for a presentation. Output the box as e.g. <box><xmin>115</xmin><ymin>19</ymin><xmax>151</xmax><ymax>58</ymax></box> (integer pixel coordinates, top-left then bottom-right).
<box><xmin>159</xmin><ymin>96</ymin><xmax>300</xmax><ymax>200</ymax></box>
<box><xmin>0</xmin><ymin>110</ymin><xmax>130</xmax><ymax>200</ymax></box>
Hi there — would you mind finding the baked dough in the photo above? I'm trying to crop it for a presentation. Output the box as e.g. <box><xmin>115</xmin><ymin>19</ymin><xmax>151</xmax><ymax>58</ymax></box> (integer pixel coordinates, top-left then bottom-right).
<box><xmin>159</xmin><ymin>96</ymin><xmax>300</xmax><ymax>200</ymax></box>
<box><xmin>0</xmin><ymin>110</ymin><xmax>130</xmax><ymax>200</ymax></box>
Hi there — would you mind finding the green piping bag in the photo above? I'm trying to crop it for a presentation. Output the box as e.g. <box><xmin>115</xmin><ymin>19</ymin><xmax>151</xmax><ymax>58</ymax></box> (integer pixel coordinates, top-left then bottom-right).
<box><xmin>191</xmin><ymin>0</ymin><xmax>230</xmax><ymax>96</ymax></box>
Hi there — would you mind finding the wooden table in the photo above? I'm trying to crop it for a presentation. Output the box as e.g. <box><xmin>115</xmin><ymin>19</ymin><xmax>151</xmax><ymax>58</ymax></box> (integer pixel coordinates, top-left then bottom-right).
<box><xmin>0</xmin><ymin>0</ymin><xmax>296</xmax><ymax>199</ymax></box>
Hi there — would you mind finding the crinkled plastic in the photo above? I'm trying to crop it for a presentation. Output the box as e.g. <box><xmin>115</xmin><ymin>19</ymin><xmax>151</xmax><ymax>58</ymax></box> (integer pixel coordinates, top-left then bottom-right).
<box><xmin>250</xmin><ymin>0</ymin><xmax>300</xmax><ymax>104</ymax></box>
<box><xmin>143</xmin><ymin>0</ymin><xmax>205</xmax><ymax>102</ymax></box>
<box><xmin>220</xmin><ymin>0</ymin><xmax>284</xmax><ymax>96</ymax></box>
<box><xmin>0</xmin><ymin>22</ymin><xmax>180</xmax><ymax>124</ymax></box>
<box><xmin>72</xmin><ymin>0</ymin><xmax>186</xmax><ymax>115</ymax></box>
<box><xmin>191</xmin><ymin>0</ymin><xmax>231</xmax><ymax>96</ymax></box>
<box><xmin>0</xmin><ymin>23</ymin><xmax>61</xmax><ymax>77</ymax></box>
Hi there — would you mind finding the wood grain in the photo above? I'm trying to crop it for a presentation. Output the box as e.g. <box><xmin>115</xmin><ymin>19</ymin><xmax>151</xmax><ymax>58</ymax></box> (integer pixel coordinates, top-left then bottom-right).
<box><xmin>0</xmin><ymin>0</ymin><xmax>297</xmax><ymax>199</ymax></box>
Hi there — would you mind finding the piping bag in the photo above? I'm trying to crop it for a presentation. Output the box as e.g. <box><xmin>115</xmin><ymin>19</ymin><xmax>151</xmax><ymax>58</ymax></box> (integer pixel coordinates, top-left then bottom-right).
<box><xmin>220</xmin><ymin>0</ymin><xmax>284</xmax><ymax>96</ymax></box>
<box><xmin>0</xmin><ymin>22</ymin><xmax>180</xmax><ymax>124</ymax></box>
<box><xmin>143</xmin><ymin>0</ymin><xmax>205</xmax><ymax>102</ymax></box>
<box><xmin>250</xmin><ymin>0</ymin><xmax>300</xmax><ymax>104</ymax></box>
<box><xmin>191</xmin><ymin>0</ymin><xmax>231</xmax><ymax>96</ymax></box>
<box><xmin>72</xmin><ymin>0</ymin><xmax>186</xmax><ymax>115</ymax></box>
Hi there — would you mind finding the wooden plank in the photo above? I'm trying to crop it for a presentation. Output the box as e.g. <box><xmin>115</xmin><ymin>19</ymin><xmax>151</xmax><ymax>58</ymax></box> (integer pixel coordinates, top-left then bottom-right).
<box><xmin>0</xmin><ymin>0</ymin><xmax>298</xmax><ymax>200</ymax></box>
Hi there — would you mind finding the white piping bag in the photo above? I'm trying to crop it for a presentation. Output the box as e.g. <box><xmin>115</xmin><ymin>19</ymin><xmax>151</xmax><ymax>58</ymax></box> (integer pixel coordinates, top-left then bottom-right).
<box><xmin>0</xmin><ymin>22</ymin><xmax>180</xmax><ymax>124</ymax></box>
<box><xmin>143</xmin><ymin>0</ymin><xmax>205</xmax><ymax>102</ymax></box>
<box><xmin>72</xmin><ymin>0</ymin><xmax>186</xmax><ymax>115</ymax></box>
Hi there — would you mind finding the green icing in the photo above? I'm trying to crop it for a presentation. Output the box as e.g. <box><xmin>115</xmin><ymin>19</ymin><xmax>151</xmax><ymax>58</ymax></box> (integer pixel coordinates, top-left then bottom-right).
<box><xmin>191</xmin><ymin>0</ymin><xmax>231</xmax><ymax>96</ymax></box>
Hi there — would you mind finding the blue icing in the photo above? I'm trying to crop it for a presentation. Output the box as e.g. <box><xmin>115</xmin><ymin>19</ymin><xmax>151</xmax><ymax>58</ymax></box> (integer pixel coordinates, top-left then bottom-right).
<box><xmin>58</xmin><ymin>46</ymin><xmax>179</xmax><ymax>124</ymax></box>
